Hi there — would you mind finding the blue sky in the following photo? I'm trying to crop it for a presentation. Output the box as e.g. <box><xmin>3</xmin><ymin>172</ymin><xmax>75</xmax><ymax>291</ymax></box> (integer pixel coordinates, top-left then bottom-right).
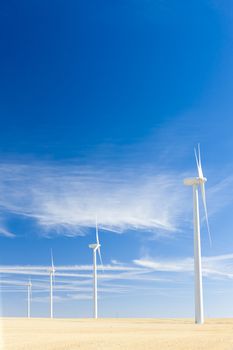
<box><xmin>1</xmin><ymin>0</ymin><xmax>233</xmax><ymax>318</ymax></box>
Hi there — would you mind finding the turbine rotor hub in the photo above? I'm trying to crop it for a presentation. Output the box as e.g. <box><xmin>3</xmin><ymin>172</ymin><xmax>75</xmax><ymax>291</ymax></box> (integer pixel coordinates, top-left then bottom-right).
<box><xmin>184</xmin><ymin>177</ymin><xmax>207</xmax><ymax>186</ymax></box>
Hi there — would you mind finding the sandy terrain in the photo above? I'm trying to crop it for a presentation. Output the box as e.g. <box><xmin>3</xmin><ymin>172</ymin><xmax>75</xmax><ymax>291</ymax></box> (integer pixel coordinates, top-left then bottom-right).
<box><xmin>2</xmin><ymin>318</ymin><xmax>233</xmax><ymax>350</ymax></box>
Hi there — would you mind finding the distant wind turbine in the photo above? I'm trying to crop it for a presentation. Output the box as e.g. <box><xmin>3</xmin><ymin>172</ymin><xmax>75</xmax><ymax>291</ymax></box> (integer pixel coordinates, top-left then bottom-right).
<box><xmin>0</xmin><ymin>279</ymin><xmax>31</xmax><ymax>318</ymax></box>
<box><xmin>184</xmin><ymin>145</ymin><xmax>211</xmax><ymax>324</ymax></box>
<box><xmin>48</xmin><ymin>249</ymin><xmax>55</xmax><ymax>318</ymax></box>
<box><xmin>27</xmin><ymin>279</ymin><xmax>32</xmax><ymax>318</ymax></box>
<box><xmin>89</xmin><ymin>216</ymin><xmax>103</xmax><ymax>319</ymax></box>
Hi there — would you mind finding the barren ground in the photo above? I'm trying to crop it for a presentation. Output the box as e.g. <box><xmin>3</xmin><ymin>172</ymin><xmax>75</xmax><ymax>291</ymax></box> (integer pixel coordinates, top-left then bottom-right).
<box><xmin>2</xmin><ymin>318</ymin><xmax>233</xmax><ymax>350</ymax></box>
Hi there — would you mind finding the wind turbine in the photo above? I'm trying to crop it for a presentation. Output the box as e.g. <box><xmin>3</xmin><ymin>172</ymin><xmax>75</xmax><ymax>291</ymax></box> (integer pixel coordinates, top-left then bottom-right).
<box><xmin>184</xmin><ymin>145</ymin><xmax>211</xmax><ymax>324</ymax></box>
<box><xmin>89</xmin><ymin>216</ymin><xmax>103</xmax><ymax>319</ymax></box>
<box><xmin>48</xmin><ymin>249</ymin><xmax>55</xmax><ymax>319</ymax></box>
<box><xmin>27</xmin><ymin>279</ymin><xmax>32</xmax><ymax>318</ymax></box>
<box><xmin>0</xmin><ymin>279</ymin><xmax>31</xmax><ymax>318</ymax></box>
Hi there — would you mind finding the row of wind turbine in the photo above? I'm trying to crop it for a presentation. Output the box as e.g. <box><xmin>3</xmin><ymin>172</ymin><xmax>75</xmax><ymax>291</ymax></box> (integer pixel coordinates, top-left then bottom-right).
<box><xmin>1</xmin><ymin>146</ymin><xmax>210</xmax><ymax>324</ymax></box>
<box><xmin>23</xmin><ymin>219</ymin><xmax>103</xmax><ymax>320</ymax></box>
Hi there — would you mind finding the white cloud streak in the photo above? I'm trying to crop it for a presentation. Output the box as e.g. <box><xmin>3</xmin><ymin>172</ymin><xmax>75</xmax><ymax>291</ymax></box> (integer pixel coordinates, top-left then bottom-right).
<box><xmin>0</xmin><ymin>225</ymin><xmax>15</xmax><ymax>237</ymax></box>
<box><xmin>3</xmin><ymin>253</ymin><xmax>233</xmax><ymax>292</ymax></box>
<box><xmin>207</xmin><ymin>175</ymin><xmax>233</xmax><ymax>216</ymax></box>
<box><xmin>0</xmin><ymin>264</ymin><xmax>144</xmax><ymax>272</ymax></box>
<box><xmin>2</xmin><ymin>253</ymin><xmax>233</xmax><ymax>303</ymax></box>
<box><xmin>0</xmin><ymin>161</ymin><xmax>189</xmax><ymax>236</ymax></box>
<box><xmin>134</xmin><ymin>253</ymin><xmax>233</xmax><ymax>280</ymax></box>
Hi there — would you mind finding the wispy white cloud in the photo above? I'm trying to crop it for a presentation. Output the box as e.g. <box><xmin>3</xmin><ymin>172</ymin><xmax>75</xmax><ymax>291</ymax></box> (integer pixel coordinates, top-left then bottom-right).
<box><xmin>134</xmin><ymin>253</ymin><xmax>233</xmax><ymax>280</ymax></box>
<box><xmin>3</xmin><ymin>253</ymin><xmax>233</xmax><ymax>292</ymax></box>
<box><xmin>0</xmin><ymin>151</ymin><xmax>231</xmax><ymax>239</ymax></box>
<box><xmin>0</xmin><ymin>263</ymin><xmax>144</xmax><ymax>273</ymax></box>
<box><xmin>207</xmin><ymin>175</ymin><xmax>233</xmax><ymax>216</ymax></box>
<box><xmin>0</xmin><ymin>279</ymin><xmax>28</xmax><ymax>286</ymax></box>
<box><xmin>0</xmin><ymin>226</ymin><xmax>15</xmax><ymax>237</ymax></box>
<box><xmin>0</xmin><ymin>262</ymin><xmax>167</xmax><ymax>295</ymax></box>
<box><xmin>134</xmin><ymin>257</ymin><xmax>193</xmax><ymax>272</ymax></box>
<box><xmin>0</xmin><ymin>161</ymin><xmax>189</xmax><ymax>236</ymax></box>
<box><xmin>31</xmin><ymin>294</ymin><xmax>92</xmax><ymax>303</ymax></box>
<box><xmin>2</xmin><ymin>253</ymin><xmax>233</xmax><ymax>304</ymax></box>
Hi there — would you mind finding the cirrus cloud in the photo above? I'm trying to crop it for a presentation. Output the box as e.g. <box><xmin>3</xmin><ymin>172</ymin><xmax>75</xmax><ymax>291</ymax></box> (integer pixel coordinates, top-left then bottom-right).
<box><xmin>0</xmin><ymin>161</ymin><xmax>189</xmax><ymax>237</ymax></box>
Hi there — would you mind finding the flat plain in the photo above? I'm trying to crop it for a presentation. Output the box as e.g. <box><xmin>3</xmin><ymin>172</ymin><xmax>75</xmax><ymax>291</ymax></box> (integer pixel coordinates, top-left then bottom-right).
<box><xmin>2</xmin><ymin>318</ymin><xmax>233</xmax><ymax>350</ymax></box>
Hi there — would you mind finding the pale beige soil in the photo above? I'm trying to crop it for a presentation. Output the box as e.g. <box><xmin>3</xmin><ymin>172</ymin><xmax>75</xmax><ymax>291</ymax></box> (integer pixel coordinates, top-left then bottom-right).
<box><xmin>2</xmin><ymin>318</ymin><xmax>233</xmax><ymax>350</ymax></box>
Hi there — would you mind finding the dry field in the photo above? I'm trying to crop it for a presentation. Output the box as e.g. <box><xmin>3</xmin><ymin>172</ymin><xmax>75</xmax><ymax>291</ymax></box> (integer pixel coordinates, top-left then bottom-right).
<box><xmin>2</xmin><ymin>318</ymin><xmax>233</xmax><ymax>350</ymax></box>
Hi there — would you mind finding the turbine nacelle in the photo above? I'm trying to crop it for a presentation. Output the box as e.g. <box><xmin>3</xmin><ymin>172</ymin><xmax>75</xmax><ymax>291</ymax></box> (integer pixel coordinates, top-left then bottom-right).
<box><xmin>89</xmin><ymin>243</ymin><xmax>101</xmax><ymax>250</ymax></box>
<box><xmin>184</xmin><ymin>177</ymin><xmax>207</xmax><ymax>186</ymax></box>
<box><xmin>48</xmin><ymin>266</ymin><xmax>55</xmax><ymax>275</ymax></box>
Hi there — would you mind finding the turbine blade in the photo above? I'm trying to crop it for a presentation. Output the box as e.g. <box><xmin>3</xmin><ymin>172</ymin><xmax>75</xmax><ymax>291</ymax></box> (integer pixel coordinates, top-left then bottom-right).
<box><xmin>197</xmin><ymin>144</ymin><xmax>204</xmax><ymax>178</ymax></box>
<box><xmin>95</xmin><ymin>215</ymin><xmax>104</xmax><ymax>271</ymax></box>
<box><xmin>200</xmin><ymin>182</ymin><xmax>212</xmax><ymax>246</ymax></box>
<box><xmin>95</xmin><ymin>216</ymin><xmax>100</xmax><ymax>245</ymax></box>
<box><xmin>97</xmin><ymin>247</ymin><xmax>104</xmax><ymax>272</ymax></box>
<box><xmin>194</xmin><ymin>146</ymin><xmax>203</xmax><ymax>179</ymax></box>
<box><xmin>51</xmin><ymin>249</ymin><xmax>54</xmax><ymax>268</ymax></box>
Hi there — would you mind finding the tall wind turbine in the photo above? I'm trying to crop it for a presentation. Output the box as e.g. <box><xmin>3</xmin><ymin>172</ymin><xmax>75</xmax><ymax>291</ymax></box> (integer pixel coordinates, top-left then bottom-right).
<box><xmin>48</xmin><ymin>249</ymin><xmax>55</xmax><ymax>319</ymax></box>
<box><xmin>27</xmin><ymin>279</ymin><xmax>32</xmax><ymax>318</ymax></box>
<box><xmin>184</xmin><ymin>145</ymin><xmax>211</xmax><ymax>324</ymax></box>
<box><xmin>89</xmin><ymin>217</ymin><xmax>103</xmax><ymax>319</ymax></box>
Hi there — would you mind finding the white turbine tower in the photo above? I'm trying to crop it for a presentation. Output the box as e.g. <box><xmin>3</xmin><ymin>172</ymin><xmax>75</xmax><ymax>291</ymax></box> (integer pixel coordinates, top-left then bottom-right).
<box><xmin>27</xmin><ymin>279</ymin><xmax>32</xmax><ymax>318</ymax></box>
<box><xmin>184</xmin><ymin>145</ymin><xmax>211</xmax><ymax>324</ymax></box>
<box><xmin>48</xmin><ymin>249</ymin><xmax>55</xmax><ymax>319</ymax></box>
<box><xmin>89</xmin><ymin>216</ymin><xmax>103</xmax><ymax>319</ymax></box>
